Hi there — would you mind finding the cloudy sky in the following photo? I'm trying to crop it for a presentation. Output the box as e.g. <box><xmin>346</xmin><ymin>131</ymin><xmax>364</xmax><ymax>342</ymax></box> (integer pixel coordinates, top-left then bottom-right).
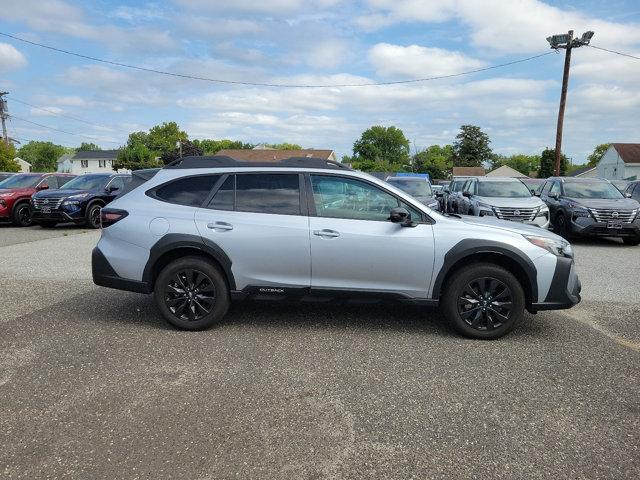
<box><xmin>1</xmin><ymin>0</ymin><xmax>639</xmax><ymax>164</ymax></box>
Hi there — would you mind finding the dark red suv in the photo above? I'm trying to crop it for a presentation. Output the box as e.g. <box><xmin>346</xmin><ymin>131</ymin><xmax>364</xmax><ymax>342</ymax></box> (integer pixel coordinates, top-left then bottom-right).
<box><xmin>0</xmin><ymin>173</ymin><xmax>76</xmax><ymax>226</ymax></box>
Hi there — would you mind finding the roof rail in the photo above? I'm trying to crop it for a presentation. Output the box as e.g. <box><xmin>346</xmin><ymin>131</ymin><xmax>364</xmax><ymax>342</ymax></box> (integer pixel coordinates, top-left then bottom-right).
<box><xmin>164</xmin><ymin>155</ymin><xmax>351</xmax><ymax>170</ymax></box>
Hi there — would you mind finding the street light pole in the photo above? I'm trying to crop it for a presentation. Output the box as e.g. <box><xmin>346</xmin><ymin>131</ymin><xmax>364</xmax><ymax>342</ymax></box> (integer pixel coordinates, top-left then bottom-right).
<box><xmin>546</xmin><ymin>30</ymin><xmax>594</xmax><ymax>176</ymax></box>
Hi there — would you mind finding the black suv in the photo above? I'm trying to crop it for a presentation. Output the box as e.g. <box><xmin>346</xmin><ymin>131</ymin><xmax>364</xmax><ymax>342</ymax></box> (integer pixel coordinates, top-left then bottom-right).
<box><xmin>31</xmin><ymin>173</ymin><xmax>131</xmax><ymax>228</ymax></box>
<box><xmin>539</xmin><ymin>177</ymin><xmax>640</xmax><ymax>245</ymax></box>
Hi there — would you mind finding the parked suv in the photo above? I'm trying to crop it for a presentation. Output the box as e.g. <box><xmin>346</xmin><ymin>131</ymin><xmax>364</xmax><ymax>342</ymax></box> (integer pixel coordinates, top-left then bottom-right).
<box><xmin>92</xmin><ymin>156</ymin><xmax>581</xmax><ymax>339</ymax></box>
<box><xmin>623</xmin><ymin>181</ymin><xmax>640</xmax><ymax>203</ymax></box>
<box><xmin>0</xmin><ymin>173</ymin><xmax>76</xmax><ymax>226</ymax></box>
<box><xmin>444</xmin><ymin>177</ymin><xmax>471</xmax><ymax>213</ymax></box>
<box><xmin>385</xmin><ymin>176</ymin><xmax>440</xmax><ymax>211</ymax></box>
<box><xmin>457</xmin><ymin>177</ymin><xmax>550</xmax><ymax>229</ymax></box>
<box><xmin>31</xmin><ymin>173</ymin><xmax>131</xmax><ymax>228</ymax></box>
<box><xmin>539</xmin><ymin>177</ymin><xmax>640</xmax><ymax>245</ymax></box>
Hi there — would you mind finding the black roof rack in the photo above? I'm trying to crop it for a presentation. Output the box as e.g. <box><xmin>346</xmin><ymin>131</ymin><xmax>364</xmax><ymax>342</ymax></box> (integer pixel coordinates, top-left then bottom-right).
<box><xmin>164</xmin><ymin>155</ymin><xmax>351</xmax><ymax>170</ymax></box>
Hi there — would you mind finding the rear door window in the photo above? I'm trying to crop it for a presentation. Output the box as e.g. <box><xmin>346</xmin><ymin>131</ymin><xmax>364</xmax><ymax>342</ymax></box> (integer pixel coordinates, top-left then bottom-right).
<box><xmin>153</xmin><ymin>175</ymin><xmax>220</xmax><ymax>207</ymax></box>
<box><xmin>208</xmin><ymin>175</ymin><xmax>235</xmax><ymax>211</ymax></box>
<box><xmin>235</xmin><ymin>173</ymin><xmax>301</xmax><ymax>215</ymax></box>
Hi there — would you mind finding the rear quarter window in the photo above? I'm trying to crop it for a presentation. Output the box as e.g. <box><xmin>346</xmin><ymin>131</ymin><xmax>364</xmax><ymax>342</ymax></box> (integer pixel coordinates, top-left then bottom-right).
<box><xmin>152</xmin><ymin>175</ymin><xmax>220</xmax><ymax>207</ymax></box>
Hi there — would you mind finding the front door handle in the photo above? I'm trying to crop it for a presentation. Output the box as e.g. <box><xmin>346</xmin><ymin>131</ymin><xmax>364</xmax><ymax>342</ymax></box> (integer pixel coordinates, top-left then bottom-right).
<box><xmin>207</xmin><ymin>221</ymin><xmax>233</xmax><ymax>231</ymax></box>
<box><xmin>313</xmin><ymin>229</ymin><xmax>340</xmax><ymax>238</ymax></box>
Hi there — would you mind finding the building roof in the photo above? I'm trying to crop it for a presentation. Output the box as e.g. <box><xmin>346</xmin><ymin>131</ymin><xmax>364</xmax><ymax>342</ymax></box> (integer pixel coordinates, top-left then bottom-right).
<box><xmin>568</xmin><ymin>165</ymin><xmax>596</xmax><ymax>177</ymax></box>
<box><xmin>216</xmin><ymin>149</ymin><xmax>334</xmax><ymax>162</ymax></box>
<box><xmin>486</xmin><ymin>165</ymin><xmax>528</xmax><ymax>178</ymax></box>
<box><xmin>611</xmin><ymin>143</ymin><xmax>640</xmax><ymax>164</ymax></box>
<box><xmin>72</xmin><ymin>150</ymin><xmax>119</xmax><ymax>160</ymax></box>
<box><xmin>452</xmin><ymin>167</ymin><xmax>485</xmax><ymax>177</ymax></box>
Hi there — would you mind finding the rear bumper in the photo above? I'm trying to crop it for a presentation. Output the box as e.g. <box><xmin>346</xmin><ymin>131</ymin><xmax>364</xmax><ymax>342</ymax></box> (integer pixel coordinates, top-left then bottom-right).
<box><xmin>530</xmin><ymin>256</ymin><xmax>581</xmax><ymax>312</ymax></box>
<box><xmin>92</xmin><ymin>247</ymin><xmax>152</xmax><ymax>294</ymax></box>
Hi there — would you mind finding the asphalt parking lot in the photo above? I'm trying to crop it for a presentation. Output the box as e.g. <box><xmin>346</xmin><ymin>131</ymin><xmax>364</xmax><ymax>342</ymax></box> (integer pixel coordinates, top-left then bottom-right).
<box><xmin>1</xmin><ymin>225</ymin><xmax>639</xmax><ymax>479</ymax></box>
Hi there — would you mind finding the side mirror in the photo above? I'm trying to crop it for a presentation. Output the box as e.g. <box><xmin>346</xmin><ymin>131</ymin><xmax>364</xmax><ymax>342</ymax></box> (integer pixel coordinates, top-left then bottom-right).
<box><xmin>462</xmin><ymin>191</ymin><xmax>471</xmax><ymax>198</ymax></box>
<box><xmin>444</xmin><ymin>189</ymin><xmax>450</xmax><ymax>194</ymax></box>
<box><xmin>549</xmin><ymin>192</ymin><xmax>559</xmax><ymax>200</ymax></box>
<box><xmin>107</xmin><ymin>185</ymin><xmax>119</xmax><ymax>193</ymax></box>
<box><xmin>624</xmin><ymin>192</ymin><xmax>632</xmax><ymax>198</ymax></box>
<box><xmin>37</xmin><ymin>183</ymin><xmax>49</xmax><ymax>190</ymax></box>
<box><xmin>533</xmin><ymin>191</ymin><xmax>541</xmax><ymax>197</ymax></box>
<box><xmin>435</xmin><ymin>191</ymin><xmax>444</xmax><ymax>197</ymax></box>
<box><xmin>388</xmin><ymin>207</ymin><xmax>414</xmax><ymax>227</ymax></box>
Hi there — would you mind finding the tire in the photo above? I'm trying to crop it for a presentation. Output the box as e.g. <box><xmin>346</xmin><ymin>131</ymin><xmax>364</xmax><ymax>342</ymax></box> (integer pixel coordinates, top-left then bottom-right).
<box><xmin>623</xmin><ymin>237</ymin><xmax>640</xmax><ymax>246</ymax></box>
<box><xmin>11</xmin><ymin>201</ymin><xmax>32</xmax><ymax>227</ymax></box>
<box><xmin>85</xmin><ymin>203</ymin><xmax>103</xmax><ymax>229</ymax></box>
<box><xmin>38</xmin><ymin>221</ymin><xmax>58</xmax><ymax>228</ymax></box>
<box><xmin>441</xmin><ymin>263</ymin><xmax>525</xmax><ymax>339</ymax></box>
<box><xmin>555</xmin><ymin>213</ymin><xmax>572</xmax><ymax>240</ymax></box>
<box><xmin>154</xmin><ymin>256</ymin><xmax>230</xmax><ymax>330</ymax></box>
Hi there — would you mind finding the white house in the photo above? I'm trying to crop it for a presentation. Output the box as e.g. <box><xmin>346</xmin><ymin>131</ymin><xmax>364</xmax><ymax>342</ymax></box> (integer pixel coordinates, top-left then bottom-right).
<box><xmin>13</xmin><ymin>157</ymin><xmax>31</xmax><ymax>173</ymax></box>
<box><xmin>597</xmin><ymin>143</ymin><xmax>640</xmax><ymax>180</ymax></box>
<box><xmin>57</xmin><ymin>150</ymin><xmax>119</xmax><ymax>174</ymax></box>
<box><xmin>568</xmin><ymin>165</ymin><xmax>597</xmax><ymax>178</ymax></box>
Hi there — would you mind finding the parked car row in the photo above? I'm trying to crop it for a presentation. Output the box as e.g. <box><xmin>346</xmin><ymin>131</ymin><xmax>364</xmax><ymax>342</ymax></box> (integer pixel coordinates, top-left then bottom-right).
<box><xmin>0</xmin><ymin>172</ymin><xmax>131</xmax><ymax>228</ymax></box>
<box><xmin>436</xmin><ymin>176</ymin><xmax>640</xmax><ymax>245</ymax></box>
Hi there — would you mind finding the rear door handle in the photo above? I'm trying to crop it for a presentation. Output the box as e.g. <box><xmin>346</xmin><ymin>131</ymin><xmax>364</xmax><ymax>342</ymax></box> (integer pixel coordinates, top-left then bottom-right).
<box><xmin>207</xmin><ymin>221</ymin><xmax>233</xmax><ymax>231</ymax></box>
<box><xmin>313</xmin><ymin>229</ymin><xmax>340</xmax><ymax>238</ymax></box>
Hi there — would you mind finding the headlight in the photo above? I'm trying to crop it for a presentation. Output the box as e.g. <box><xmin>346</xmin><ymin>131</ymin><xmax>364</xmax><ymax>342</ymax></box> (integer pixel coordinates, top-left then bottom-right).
<box><xmin>66</xmin><ymin>193</ymin><xmax>89</xmax><ymax>200</ymax></box>
<box><xmin>477</xmin><ymin>202</ymin><xmax>495</xmax><ymax>216</ymax></box>
<box><xmin>573</xmin><ymin>207</ymin><xmax>590</xmax><ymax>218</ymax></box>
<box><xmin>524</xmin><ymin>235</ymin><xmax>573</xmax><ymax>258</ymax></box>
<box><xmin>63</xmin><ymin>200</ymin><xmax>80</xmax><ymax>206</ymax></box>
<box><xmin>427</xmin><ymin>201</ymin><xmax>439</xmax><ymax>209</ymax></box>
<box><xmin>536</xmin><ymin>206</ymin><xmax>549</xmax><ymax>218</ymax></box>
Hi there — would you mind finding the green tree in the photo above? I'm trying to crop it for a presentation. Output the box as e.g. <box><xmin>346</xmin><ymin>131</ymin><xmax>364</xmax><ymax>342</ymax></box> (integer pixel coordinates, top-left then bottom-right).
<box><xmin>538</xmin><ymin>148</ymin><xmax>568</xmax><ymax>178</ymax></box>
<box><xmin>352</xmin><ymin>125</ymin><xmax>410</xmax><ymax>171</ymax></box>
<box><xmin>452</xmin><ymin>125</ymin><xmax>492</xmax><ymax>167</ymax></box>
<box><xmin>192</xmin><ymin>139</ymin><xmax>254</xmax><ymax>155</ymax></box>
<box><xmin>0</xmin><ymin>142</ymin><xmax>20</xmax><ymax>172</ymax></box>
<box><xmin>413</xmin><ymin>145</ymin><xmax>453</xmax><ymax>179</ymax></box>
<box><xmin>146</xmin><ymin>122</ymin><xmax>187</xmax><ymax>156</ymax></box>
<box><xmin>263</xmin><ymin>142</ymin><xmax>302</xmax><ymax>150</ymax></box>
<box><xmin>490</xmin><ymin>153</ymin><xmax>541</xmax><ymax>176</ymax></box>
<box><xmin>113</xmin><ymin>144</ymin><xmax>159</xmax><ymax>171</ymax></box>
<box><xmin>160</xmin><ymin>140</ymin><xmax>203</xmax><ymax>165</ymax></box>
<box><xmin>586</xmin><ymin>143</ymin><xmax>610</xmax><ymax>167</ymax></box>
<box><xmin>17</xmin><ymin>141</ymin><xmax>66</xmax><ymax>172</ymax></box>
<box><xmin>77</xmin><ymin>142</ymin><xmax>101</xmax><ymax>151</ymax></box>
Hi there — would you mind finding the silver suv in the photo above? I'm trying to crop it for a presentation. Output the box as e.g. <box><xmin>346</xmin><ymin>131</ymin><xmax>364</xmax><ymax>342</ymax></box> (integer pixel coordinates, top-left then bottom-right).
<box><xmin>458</xmin><ymin>177</ymin><xmax>551</xmax><ymax>229</ymax></box>
<box><xmin>92</xmin><ymin>156</ymin><xmax>581</xmax><ymax>339</ymax></box>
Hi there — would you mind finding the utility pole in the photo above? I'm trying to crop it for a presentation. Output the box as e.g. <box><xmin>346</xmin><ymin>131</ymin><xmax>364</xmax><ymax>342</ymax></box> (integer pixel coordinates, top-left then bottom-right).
<box><xmin>546</xmin><ymin>30</ymin><xmax>594</xmax><ymax>176</ymax></box>
<box><xmin>0</xmin><ymin>92</ymin><xmax>8</xmax><ymax>145</ymax></box>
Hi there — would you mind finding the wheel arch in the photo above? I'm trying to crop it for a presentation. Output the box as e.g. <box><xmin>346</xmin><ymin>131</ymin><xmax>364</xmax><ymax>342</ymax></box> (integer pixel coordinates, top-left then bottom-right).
<box><xmin>432</xmin><ymin>241</ymin><xmax>537</xmax><ymax>308</ymax></box>
<box><xmin>142</xmin><ymin>234</ymin><xmax>236</xmax><ymax>291</ymax></box>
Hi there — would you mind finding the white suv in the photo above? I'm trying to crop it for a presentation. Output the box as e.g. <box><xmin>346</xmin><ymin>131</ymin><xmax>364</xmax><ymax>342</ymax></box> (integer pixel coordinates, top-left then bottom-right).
<box><xmin>92</xmin><ymin>156</ymin><xmax>581</xmax><ymax>339</ymax></box>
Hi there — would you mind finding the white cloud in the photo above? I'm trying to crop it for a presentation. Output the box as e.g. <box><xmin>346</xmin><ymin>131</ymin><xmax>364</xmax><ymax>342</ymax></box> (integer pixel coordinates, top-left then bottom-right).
<box><xmin>368</xmin><ymin>43</ymin><xmax>486</xmax><ymax>78</ymax></box>
<box><xmin>0</xmin><ymin>43</ymin><xmax>27</xmax><ymax>72</ymax></box>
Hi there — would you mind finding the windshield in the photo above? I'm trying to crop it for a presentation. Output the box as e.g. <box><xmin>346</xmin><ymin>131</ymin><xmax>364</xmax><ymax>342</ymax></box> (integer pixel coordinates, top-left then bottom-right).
<box><xmin>520</xmin><ymin>179</ymin><xmax>543</xmax><ymax>190</ymax></box>
<box><xmin>388</xmin><ymin>178</ymin><xmax>432</xmax><ymax>197</ymax></box>
<box><xmin>478</xmin><ymin>181</ymin><xmax>532</xmax><ymax>198</ymax></box>
<box><xmin>60</xmin><ymin>175</ymin><xmax>109</xmax><ymax>190</ymax></box>
<box><xmin>563</xmin><ymin>181</ymin><xmax>623</xmax><ymax>199</ymax></box>
<box><xmin>0</xmin><ymin>174</ymin><xmax>42</xmax><ymax>189</ymax></box>
<box><xmin>451</xmin><ymin>180</ymin><xmax>466</xmax><ymax>192</ymax></box>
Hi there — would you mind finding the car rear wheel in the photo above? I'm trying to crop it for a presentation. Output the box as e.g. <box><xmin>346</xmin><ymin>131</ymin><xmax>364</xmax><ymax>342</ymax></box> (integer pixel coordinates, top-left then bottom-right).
<box><xmin>85</xmin><ymin>203</ymin><xmax>102</xmax><ymax>229</ymax></box>
<box><xmin>154</xmin><ymin>256</ymin><xmax>230</xmax><ymax>330</ymax></box>
<box><xmin>442</xmin><ymin>263</ymin><xmax>525</xmax><ymax>339</ymax></box>
<box><xmin>555</xmin><ymin>213</ymin><xmax>572</xmax><ymax>239</ymax></box>
<box><xmin>11</xmin><ymin>202</ymin><xmax>32</xmax><ymax>227</ymax></box>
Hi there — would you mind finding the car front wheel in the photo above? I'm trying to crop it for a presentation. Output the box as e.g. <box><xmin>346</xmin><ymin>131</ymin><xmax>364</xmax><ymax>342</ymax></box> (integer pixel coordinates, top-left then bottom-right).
<box><xmin>11</xmin><ymin>202</ymin><xmax>32</xmax><ymax>227</ymax></box>
<box><xmin>85</xmin><ymin>203</ymin><xmax>102</xmax><ymax>229</ymax></box>
<box><xmin>442</xmin><ymin>263</ymin><xmax>525</xmax><ymax>339</ymax></box>
<box><xmin>154</xmin><ymin>256</ymin><xmax>230</xmax><ymax>330</ymax></box>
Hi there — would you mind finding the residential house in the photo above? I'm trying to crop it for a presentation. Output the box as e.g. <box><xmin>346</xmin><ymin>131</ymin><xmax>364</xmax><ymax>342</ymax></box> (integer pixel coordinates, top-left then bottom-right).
<box><xmin>597</xmin><ymin>143</ymin><xmax>640</xmax><ymax>180</ymax></box>
<box><xmin>57</xmin><ymin>150</ymin><xmax>119</xmax><ymax>174</ymax></box>
<box><xmin>13</xmin><ymin>157</ymin><xmax>31</xmax><ymax>173</ymax></box>
<box><xmin>216</xmin><ymin>148</ymin><xmax>337</xmax><ymax>162</ymax></box>
<box><xmin>486</xmin><ymin>165</ymin><xmax>527</xmax><ymax>178</ymax></box>
<box><xmin>452</xmin><ymin>167</ymin><xmax>485</xmax><ymax>177</ymax></box>
<box><xmin>568</xmin><ymin>165</ymin><xmax>597</xmax><ymax>178</ymax></box>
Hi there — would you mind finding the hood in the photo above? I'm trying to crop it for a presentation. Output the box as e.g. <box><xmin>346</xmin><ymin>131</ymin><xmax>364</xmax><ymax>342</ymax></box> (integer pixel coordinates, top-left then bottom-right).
<box><xmin>0</xmin><ymin>187</ymin><xmax>36</xmax><ymax>196</ymax></box>
<box><xmin>461</xmin><ymin>215</ymin><xmax>563</xmax><ymax>240</ymax></box>
<box><xmin>475</xmin><ymin>196</ymin><xmax>545</xmax><ymax>208</ymax></box>
<box><xmin>33</xmin><ymin>188</ymin><xmax>89</xmax><ymax>198</ymax></box>
<box><xmin>564</xmin><ymin>197</ymin><xmax>640</xmax><ymax>210</ymax></box>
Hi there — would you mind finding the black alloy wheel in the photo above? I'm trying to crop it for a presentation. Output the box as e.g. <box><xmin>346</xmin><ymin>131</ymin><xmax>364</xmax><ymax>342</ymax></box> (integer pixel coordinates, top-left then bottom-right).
<box><xmin>86</xmin><ymin>204</ymin><xmax>102</xmax><ymax>229</ymax></box>
<box><xmin>555</xmin><ymin>213</ymin><xmax>571</xmax><ymax>239</ymax></box>
<box><xmin>165</xmin><ymin>269</ymin><xmax>216</xmax><ymax>322</ymax></box>
<box><xmin>12</xmin><ymin>202</ymin><xmax>32</xmax><ymax>227</ymax></box>
<box><xmin>457</xmin><ymin>277</ymin><xmax>512</xmax><ymax>331</ymax></box>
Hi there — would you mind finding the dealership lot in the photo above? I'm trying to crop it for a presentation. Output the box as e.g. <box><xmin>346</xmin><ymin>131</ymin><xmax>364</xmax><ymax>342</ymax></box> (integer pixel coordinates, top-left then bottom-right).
<box><xmin>1</xmin><ymin>226</ymin><xmax>638</xmax><ymax>479</ymax></box>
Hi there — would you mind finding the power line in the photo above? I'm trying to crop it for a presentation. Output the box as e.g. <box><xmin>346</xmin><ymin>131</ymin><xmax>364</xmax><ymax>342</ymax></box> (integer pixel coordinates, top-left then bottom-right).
<box><xmin>0</xmin><ymin>31</ymin><xmax>555</xmax><ymax>88</ymax></box>
<box><xmin>9</xmin><ymin>115</ymin><xmax>121</xmax><ymax>144</ymax></box>
<box><xmin>10</xmin><ymin>97</ymin><xmax>112</xmax><ymax>129</ymax></box>
<box><xmin>587</xmin><ymin>44</ymin><xmax>640</xmax><ymax>60</ymax></box>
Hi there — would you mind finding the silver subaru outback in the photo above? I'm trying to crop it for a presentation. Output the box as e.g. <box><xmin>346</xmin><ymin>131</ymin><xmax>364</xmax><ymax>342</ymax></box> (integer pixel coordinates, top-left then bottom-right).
<box><xmin>92</xmin><ymin>156</ymin><xmax>581</xmax><ymax>339</ymax></box>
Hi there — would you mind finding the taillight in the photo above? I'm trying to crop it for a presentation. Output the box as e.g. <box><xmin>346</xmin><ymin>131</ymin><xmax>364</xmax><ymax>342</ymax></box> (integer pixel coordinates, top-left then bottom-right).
<box><xmin>100</xmin><ymin>208</ymin><xmax>128</xmax><ymax>228</ymax></box>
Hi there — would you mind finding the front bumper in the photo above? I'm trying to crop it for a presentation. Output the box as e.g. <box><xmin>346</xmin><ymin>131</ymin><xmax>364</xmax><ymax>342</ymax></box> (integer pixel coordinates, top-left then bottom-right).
<box><xmin>529</xmin><ymin>256</ymin><xmax>581</xmax><ymax>312</ymax></box>
<box><xmin>570</xmin><ymin>217</ymin><xmax>640</xmax><ymax>238</ymax></box>
<box><xmin>30</xmin><ymin>203</ymin><xmax>85</xmax><ymax>223</ymax></box>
